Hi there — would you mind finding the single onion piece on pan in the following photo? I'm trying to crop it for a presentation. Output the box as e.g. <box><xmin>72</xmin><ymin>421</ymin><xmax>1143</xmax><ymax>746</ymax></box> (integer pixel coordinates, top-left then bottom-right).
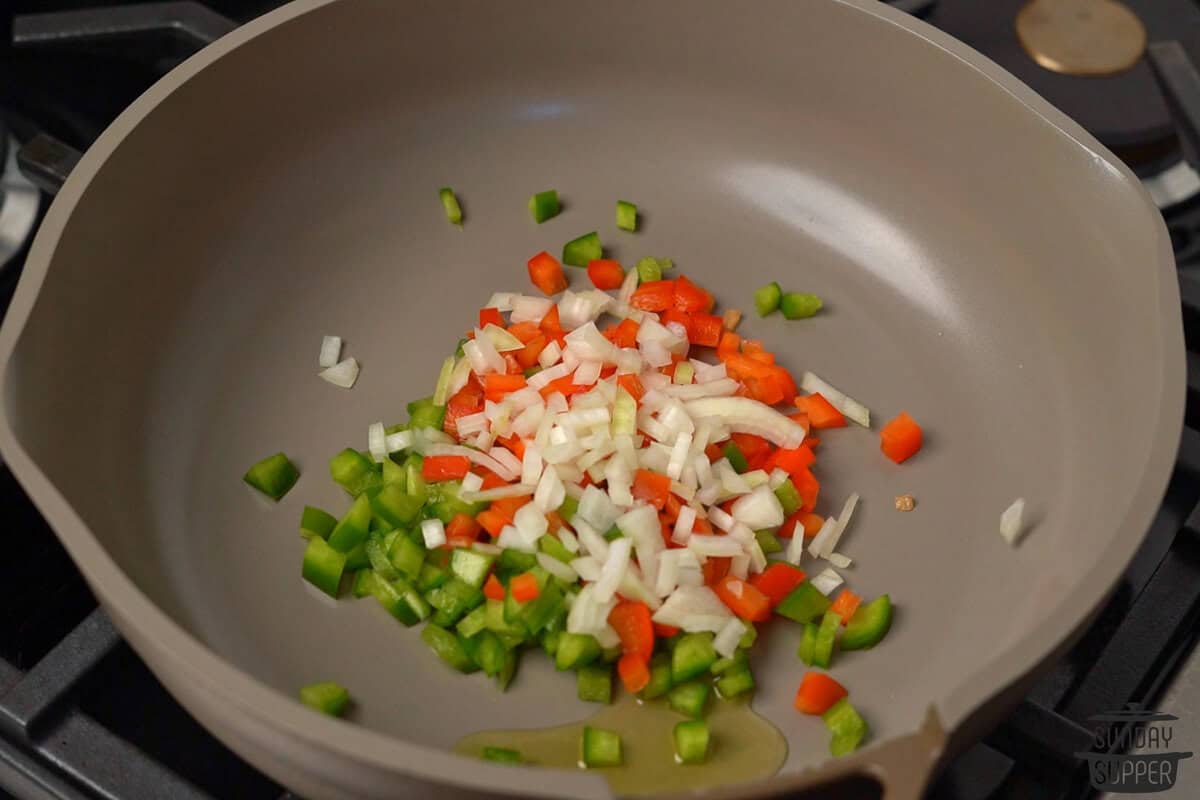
<box><xmin>319</xmin><ymin>357</ymin><xmax>359</xmax><ymax>389</ymax></box>
<box><xmin>318</xmin><ymin>335</ymin><xmax>342</xmax><ymax>368</ymax></box>
<box><xmin>1000</xmin><ymin>497</ymin><xmax>1027</xmax><ymax>545</ymax></box>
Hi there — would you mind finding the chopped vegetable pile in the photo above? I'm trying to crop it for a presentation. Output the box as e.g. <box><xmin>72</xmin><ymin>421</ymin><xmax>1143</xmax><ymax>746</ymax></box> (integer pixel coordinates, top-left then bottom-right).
<box><xmin>246</xmin><ymin>190</ymin><xmax>935</xmax><ymax>770</ymax></box>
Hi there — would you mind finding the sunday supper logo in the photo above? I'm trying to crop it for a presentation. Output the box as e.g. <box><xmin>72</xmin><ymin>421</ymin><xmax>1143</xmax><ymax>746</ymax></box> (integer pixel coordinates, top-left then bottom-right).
<box><xmin>1076</xmin><ymin>704</ymin><xmax>1192</xmax><ymax>793</ymax></box>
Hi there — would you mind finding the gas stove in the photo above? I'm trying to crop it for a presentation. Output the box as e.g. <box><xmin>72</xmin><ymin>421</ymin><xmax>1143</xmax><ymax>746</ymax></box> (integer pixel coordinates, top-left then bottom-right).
<box><xmin>0</xmin><ymin>2</ymin><xmax>1198</xmax><ymax>799</ymax></box>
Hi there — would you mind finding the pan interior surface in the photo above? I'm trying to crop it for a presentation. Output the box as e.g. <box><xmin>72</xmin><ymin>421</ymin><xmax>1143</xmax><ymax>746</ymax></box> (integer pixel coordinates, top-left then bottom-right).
<box><xmin>0</xmin><ymin>0</ymin><xmax>1179</xmax><ymax>793</ymax></box>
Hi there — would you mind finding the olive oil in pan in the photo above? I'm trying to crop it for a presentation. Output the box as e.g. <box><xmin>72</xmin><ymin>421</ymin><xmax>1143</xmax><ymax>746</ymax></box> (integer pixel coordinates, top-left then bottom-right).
<box><xmin>455</xmin><ymin>694</ymin><xmax>787</xmax><ymax>796</ymax></box>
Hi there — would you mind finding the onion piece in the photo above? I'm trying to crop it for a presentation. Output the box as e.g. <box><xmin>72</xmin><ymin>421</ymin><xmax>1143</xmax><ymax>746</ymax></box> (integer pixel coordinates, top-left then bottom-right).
<box><xmin>432</xmin><ymin>356</ymin><xmax>458</xmax><ymax>405</ymax></box>
<box><xmin>688</xmin><ymin>534</ymin><xmax>746</xmax><ymax>558</ymax></box>
<box><xmin>683</xmin><ymin>397</ymin><xmax>805</xmax><ymax>448</ymax></box>
<box><xmin>571</xmin><ymin>555</ymin><xmax>601</xmax><ymax>582</ymax></box>
<box><xmin>446</xmin><ymin>355</ymin><xmax>474</xmax><ymax>396</ymax></box>
<box><xmin>800</xmin><ymin>371</ymin><xmax>870</xmax><ymax>427</ymax></box>
<box><xmin>659</xmin><ymin>379</ymin><xmax>740</xmax><ymax>400</ymax></box>
<box><xmin>424</xmin><ymin>443</ymin><xmax>518</xmax><ymax>481</ymax></box>
<box><xmin>420</xmin><ymin>518</ymin><xmax>446</xmax><ymax>549</ymax></box>
<box><xmin>537</xmin><ymin>552</ymin><xmax>578</xmax><ymax>582</ymax></box>
<box><xmin>482</xmin><ymin>324</ymin><xmax>525</xmax><ymax>352</ymax></box>
<box><xmin>367</xmin><ymin>422</ymin><xmax>387</xmax><ymax>463</ymax></box>
<box><xmin>319</xmin><ymin>357</ymin><xmax>360</xmax><ymax>389</ymax></box>
<box><xmin>672</xmin><ymin>505</ymin><xmax>697</xmax><ymax>545</ymax></box>
<box><xmin>385</xmin><ymin>429</ymin><xmax>412</xmax><ymax>454</ymax></box>
<box><xmin>810</xmin><ymin>492</ymin><xmax>859</xmax><ymax>559</ymax></box>
<box><xmin>617</xmin><ymin>264</ymin><xmax>640</xmax><ymax>304</ymax></box>
<box><xmin>534</xmin><ymin>465</ymin><xmax>566</xmax><ymax>512</ymax></box>
<box><xmin>713</xmin><ymin>617</ymin><xmax>748</xmax><ymax>658</ymax></box>
<box><xmin>1000</xmin><ymin>497</ymin><xmax>1027</xmax><ymax>545</ymax></box>
<box><xmin>458</xmin><ymin>483</ymin><xmax>537</xmax><ymax>502</ymax></box>
<box><xmin>827</xmin><ymin>552</ymin><xmax>853</xmax><ymax>569</ymax></box>
<box><xmin>485</xmin><ymin>292</ymin><xmax>515</xmax><ymax>312</ymax></box>
<box><xmin>652</xmin><ymin>585</ymin><xmax>733</xmax><ymax>632</ymax></box>
<box><xmin>521</xmin><ymin>445</ymin><xmax>543</xmax><ymax>487</ymax></box>
<box><xmin>319</xmin><ymin>335</ymin><xmax>342</xmax><ymax>368</ymax></box>
<box><xmin>594</xmin><ymin>537</ymin><xmax>632</xmax><ymax>602</ymax></box>
<box><xmin>538</xmin><ymin>340</ymin><xmax>563</xmax><ymax>368</ymax></box>
<box><xmin>573</xmin><ymin>518</ymin><xmax>609</xmax><ymax>561</ymax></box>
<box><xmin>460</xmin><ymin>472</ymin><xmax>483</xmax><ymax>493</ymax></box>
<box><xmin>510</xmin><ymin>295</ymin><xmax>554</xmax><ymax>324</ymax></box>
<box><xmin>810</xmin><ymin>567</ymin><xmax>844</xmax><ymax>596</ymax></box>
<box><xmin>731</xmin><ymin>484</ymin><xmax>785</xmax><ymax>529</ymax></box>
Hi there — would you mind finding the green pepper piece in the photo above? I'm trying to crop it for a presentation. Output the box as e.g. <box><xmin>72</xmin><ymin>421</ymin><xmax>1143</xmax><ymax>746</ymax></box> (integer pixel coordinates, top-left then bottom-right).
<box><xmin>482</xmin><ymin>746</ymin><xmax>522</xmax><ymax>764</ymax></box>
<box><xmin>640</xmin><ymin>652</ymin><xmax>673</xmax><ymax>700</ymax></box>
<box><xmin>407</xmin><ymin>397</ymin><xmax>447</xmax><ymax>431</ymax></box>
<box><xmin>456</xmin><ymin>604</ymin><xmax>489</xmax><ymax>639</ymax></box>
<box><xmin>300</xmin><ymin>506</ymin><xmax>337</xmax><ymax>539</ymax></box>
<box><xmin>538</xmin><ymin>534</ymin><xmax>573</xmax><ymax>564</ymax></box>
<box><xmin>370</xmin><ymin>484</ymin><xmax>424</xmax><ymax>530</ymax></box>
<box><xmin>403</xmin><ymin>453</ymin><xmax>428</xmax><ymax>505</ymax></box>
<box><xmin>636</xmin><ymin>257</ymin><xmax>673</xmax><ymax>283</ymax></box>
<box><xmin>775</xmin><ymin>581</ymin><xmax>832</xmax><ymax>624</ymax></box>
<box><xmin>495</xmin><ymin>645</ymin><xmax>519</xmax><ymax>691</ymax></box>
<box><xmin>841</xmin><ymin>595</ymin><xmax>893</xmax><ymax>651</ymax></box>
<box><xmin>577</xmin><ymin>663</ymin><xmax>613</xmax><ymax>703</ymax></box>
<box><xmin>417</xmin><ymin>562</ymin><xmax>448</xmax><ymax>593</ymax></box>
<box><xmin>754</xmin><ymin>282</ymin><xmax>782</xmax><ymax>317</ymax></box>
<box><xmin>529</xmin><ymin>189</ymin><xmax>559</xmax><ymax>223</ymax></box>
<box><xmin>472</xmin><ymin>630</ymin><xmax>508</xmax><ymax>677</ymax></box>
<box><xmin>716</xmin><ymin>664</ymin><xmax>755</xmax><ymax>699</ymax></box>
<box><xmin>426</xmin><ymin>480</ymin><xmax>487</xmax><ymax>524</ymax></box>
<box><xmin>328</xmin><ymin>493</ymin><xmax>372</xmax><ymax>552</ymax></box>
<box><xmin>373</xmin><ymin>578</ymin><xmax>430</xmax><ymax>625</ymax></box>
<box><xmin>450</xmin><ymin>548</ymin><xmax>496</xmax><ymax>589</ymax></box>
<box><xmin>813</xmin><ymin>610</ymin><xmax>841</xmax><ymax>669</ymax></box>
<box><xmin>739</xmin><ymin>624</ymin><xmax>758</xmax><ymax>650</ymax></box>
<box><xmin>496</xmin><ymin>548</ymin><xmax>538</xmax><ymax>578</ymax></box>
<box><xmin>754</xmin><ymin>528</ymin><xmax>783</xmax><ymax>555</ymax></box>
<box><xmin>798</xmin><ymin>621</ymin><xmax>819</xmax><ymax>665</ymax></box>
<box><xmin>562</xmin><ymin>231</ymin><xmax>602</xmax><ymax>267</ymax></box>
<box><xmin>343</xmin><ymin>541</ymin><xmax>370</xmax><ymax>571</ymax></box>
<box><xmin>365</xmin><ymin>534</ymin><xmax>400</xmax><ymax>580</ymax></box>
<box><xmin>774</xmin><ymin>480</ymin><xmax>802</xmax><ymax>516</ymax></box>
<box><xmin>388</xmin><ymin>534</ymin><xmax>426</xmax><ymax>580</ymax></box>
<box><xmin>668</xmin><ymin>680</ymin><xmax>711</xmax><ymax>719</ymax></box>
<box><xmin>243</xmin><ymin>452</ymin><xmax>299</xmax><ymax>501</ymax></box>
<box><xmin>722</xmin><ymin>442</ymin><xmax>749</xmax><ymax>474</ymax></box>
<box><xmin>780</xmin><ymin>292</ymin><xmax>823</xmax><ymax>320</ymax></box>
<box><xmin>581</xmin><ymin>726</ymin><xmax>622</xmax><ymax>768</ymax></box>
<box><xmin>671</xmin><ymin>632</ymin><xmax>717</xmax><ymax>682</ymax></box>
<box><xmin>351</xmin><ymin>569</ymin><xmax>379</xmax><ymax>598</ymax></box>
<box><xmin>301</xmin><ymin>537</ymin><xmax>346</xmax><ymax>597</ymax></box>
<box><xmin>823</xmin><ymin>698</ymin><xmax>869</xmax><ymax>756</ymax></box>
<box><xmin>425</xmin><ymin>577</ymin><xmax>484</xmax><ymax>625</ymax></box>
<box><xmin>518</xmin><ymin>580</ymin><xmax>565</xmax><ymax>636</ymax></box>
<box><xmin>615</xmin><ymin>200</ymin><xmax>637</xmax><ymax>232</ymax></box>
<box><xmin>710</xmin><ymin>650</ymin><xmax>748</xmax><ymax>675</ymax></box>
<box><xmin>382</xmin><ymin>459</ymin><xmax>407</xmax><ymax>489</ymax></box>
<box><xmin>555</xmin><ymin>632</ymin><xmax>602</xmax><ymax>671</ymax></box>
<box><xmin>557</xmin><ymin>495</ymin><xmax>580</xmax><ymax>523</ymax></box>
<box><xmin>439</xmin><ymin>187</ymin><xmax>463</xmax><ymax>225</ymax></box>
<box><xmin>421</xmin><ymin>625</ymin><xmax>477</xmax><ymax>672</ymax></box>
<box><xmin>674</xmin><ymin>720</ymin><xmax>710</xmax><ymax>764</ymax></box>
<box><xmin>329</xmin><ymin>448</ymin><xmax>381</xmax><ymax>496</ymax></box>
<box><xmin>299</xmin><ymin>682</ymin><xmax>350</xmax><ymax>716</ymax></box>
<box><xmin>484</xmin><ymin>598</ymin><xmax>526</xmax><ymax>638</ymax></box>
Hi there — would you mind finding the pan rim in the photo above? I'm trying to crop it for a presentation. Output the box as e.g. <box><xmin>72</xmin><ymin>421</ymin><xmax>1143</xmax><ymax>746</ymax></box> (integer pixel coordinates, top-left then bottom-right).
<box><xmin>0</xmin><ymin>0</ymin><xmax>1183</xmax><ymax>795</ymax></box>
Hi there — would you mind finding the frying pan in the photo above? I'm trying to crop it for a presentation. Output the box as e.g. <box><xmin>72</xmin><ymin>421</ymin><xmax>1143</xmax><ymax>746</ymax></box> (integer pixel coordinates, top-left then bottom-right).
<box><xmin>0</xmin><ymin>0</ymin><xmax>1184</xmax><ymax>797</ymax></box>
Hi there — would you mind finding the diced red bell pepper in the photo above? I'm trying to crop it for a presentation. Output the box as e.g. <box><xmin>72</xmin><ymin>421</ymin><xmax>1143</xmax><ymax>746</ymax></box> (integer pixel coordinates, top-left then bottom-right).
<box><xmin>608</xmin><ymin>600</ymin><xmax>655</xmax><ymax>659</ymax></box>
<box><xmin>478</xmin><ymin>307</ymin><xmax>503</xmax><ymax>328</ymax></box>
<box><xmin>630</xmin><ymin>279</ymin><xmax>676</xmax><ymax>311</ymax></box>
<box><xmin>880</xmin><ymin>411</ymin><xmax>923</xmax><ymax>463</ymax></box>
<box><xmin>483</xmin><ymin>373</ymin><xmax>527</xmax><ymax>402</ymax></box>
<box><xmin>714</xmin><ymin>576</ymin><xmax>772</xmax><ymax>621</ymax></box>
<box><xmin>673</xmin><ymin>275</ymin><xmax>715</xmax><ymax>313</ymax></box>
<box><xmin>587</xmin><ymin>259</ymin><xmax>625</xmax><ymax>290</ymax></box>
<box><xmin>527</xmin><ymin>251</ymin><xmax>568</xmax><ymax>296</ymax></box>
<box><xmin>422</xmin><ymin>455</ymin><xmax>471</xmax><ymax>481</ymax></box>
<box><xmin>689</xmin><ymin>313</ymin><xmax>723</xmax><ymax>347</ymax></box>
<box><xmin>749</xmin><ymin>562</ymin><xmax>807</xmax><ymax>606</ymax></box>
<box><xmin>632</xmin><ymin>469</ymin><xmax>672</xmax><ymax>509</ymax></box>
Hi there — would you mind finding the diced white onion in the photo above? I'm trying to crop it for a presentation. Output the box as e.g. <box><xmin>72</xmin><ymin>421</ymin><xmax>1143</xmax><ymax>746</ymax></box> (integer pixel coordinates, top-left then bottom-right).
<box><xmin>367</xmin><ymin>422</ymin><xmax>387</xmax><ymax>463</ymax></box>
<box><xmin>827</xmin><ymin>552</ymin><xmax>853</xmax><ymax>568</ymax></box>
<box><xmin>319</xmin><ymin>335</ymin><xmax>342</xmax><ymax>368</ymax></box>
<box><xmin>769</xmin><ymin>468</ymin><xmax>790</xmax><ymax>489</ymax></box>
<box><xmin>617</xmin><ymin>263</ymin><xmax>640</xmax><ymax>304</ymax></box>
<box><xmin>713</xmin><ymin>617</ymin><xmax>748</xmax><ymax>658</ymax></box>
<box><xmin>385</xmin><ymin>430</ymin><xmax>412</xmax><ymax>454</ymax></box>
<box><xmin>731</xmin><ymin>484</ymin><xmax>785</xmax><ymax>530</ymax></box>
<box><xmin>666</xmin><ymin>431</ymin><xmax>693</xmax><ymax>481</ymax></box>
<box><xmin>482</xmin><ymin>324</ymin><xmax>525</xmax><ymax>352</ymax></box>
<box><xmin>708</xmin><ymin>506</ymin><xmax>735</xmax><ymax>532</ymax></box>
<box><xmin>571</xmin><ymin>556</ymin><xmax>602</xmax><ymax>582</ymax></box>
<box><xmin>534</xmin><ymin>465</ymin><xmax>566</xmax><ymax>512</ymax></box>
<box><xmin>319</xmin><ymin>357</ymin><xmax>360</xmax><ymax>389</ymax></box>
<box><xmin>573</xmin><ymin>518</ymin><xmax>609</xmax><ymax>561</ymax></box>
<box><xmin>521</xmin><ymin>445</ymin><xmax>543</xmax><ymax>487</ymax></box>
<box><xmin>514</xmin><ymin>502</ymin><xmax>549</xmax><ymax>541</ymax></box>
<box><xmin>537</xmin><ymin>552</ymin><xmax>578</xmax><ymax>582</ymax></box>
<box><xmin>538</xmin><ymin>340</ymin><xmax>563</xmax><ymax>367</ymax></box>
<box><xmin>510</xmin><ymin>295</ymin><xmax>554</xmax><ymax>324</ymax></box>
<box><xmin>672</xmin><ymin>505</ymin><xmax>697</xmax><ymax>545</ymax></box>
<box><xmin>458</xmin><ymin>483</ymin><xmax>537</xmax><ymax>502</ymax></box>
<box><xmin>683</xmin><ymin>397</ymin><xmax>806</xmax><ymax>448</ymax></box>
<box><xmin>578</xmin><ymin>485</ymin><xmax>621</xmax><ymax>533</ymax></box>
<box><xmin>594</xmin><ymin>537</ymin><xmax>632</xmax><ymax>602</ymax></box>
<box><xmin>420</xmin><ymin>518</ymin><xmax>446</xmax><ymax>549</ymax></box>
<box><xmin>688</xmin><ymin>534</ymin><xmax>745</xmax><ymax>558</ymax></box>
<box><xmin>486</xmin><ymin>292</ymin><xmax>515</xmax><ymax>312</ymax></box>
<box><xmin>558</xmin><ymin>527</ymin><xmax>580</xmax><ymax>553</ymax></box>
<box><xmin>1000</xmin><ymin>497</ymin><xmax>1027</xmax><ymax>545</ymax></box>
<box><xmin>424</xmin><ymin>444</ymin><xmax>519</xmax><ymax>481</ymax></box>
<box><xmin>460</xmin><ymin>472</ymin><xmax>483</xmax><ymax>493</ymax></box>
<box><xmin>800</xmin><ymin>372</ymin><xmax>870</xmax><ymax>427</ymax></box>
<box><xmin>810</xmin><ymin>568</ymin><xmax>844</xmax><ymax>595</ymax></box>
<box><xmin>528</xmin><ymin>362</ymin><xmax>571</xmax><ymax>390</ymax></box>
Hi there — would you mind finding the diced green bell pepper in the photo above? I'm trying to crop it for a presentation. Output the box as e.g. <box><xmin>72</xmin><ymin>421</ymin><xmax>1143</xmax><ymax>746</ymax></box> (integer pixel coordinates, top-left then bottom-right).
<box><xmin>529</xmin><ymin>189</ymin><xmax>559</xmax><ymax>223</ymax></box>
<box><xmin>417</xmin><ymin>562</ymin><xmax>448</xmax><ymax>592</ymax></box>
<box><xmin>672</xmin><ymin>633</ymin><xmax>718</xmax><ymax>682</ymax></box>
<box><xmin>541</xmin><ymin>628</ymin><xmax>562</xmax><ymax>657</ymax></box>
<box><xmin>426</xmin><ymin>480</ymin><xmax>487</xmax><ymax>524</ymax></box>
<box><xmin>485</xmin><ymin>598</ymin><xmax>527</xmax><ymax>639</ymax></box>
<box><xmin>301</xmin><ymin>537</ymin><xmax>346</xmax><ymax>597</ymax></box>
<box><xmin>497</xmin><ymin>548</ymin><xmax>538</xmax><ymax>577</ymax></box>
<box><xmin>365</xmin><ymin>534</ymin><xmax>400</xmax><ymax>580</ymax></box>
<box><xmin>640</xmin><ymin>652</ymin><xmax>673</xmax><ymax>700</ymax></box>
<box><xmin>456</xmin><ymin>604</ymin><xmax>489</xmax><ymax>639</ymax></box>
<box><xmin>774</xmin><ymin>480</ymin><xmax>802</xmax><ymax>516</ymax></box>
<box><xmin>798</xmin><ymin>621</ymin><xmax>819</xmax><ymax>665</ymax></box>
<box><xmin>352</xmin><ymin>569</ymin><xmax>379</xmax><ymax>598</ymax></box>
<box><xmin>243</xmin><ymin>452</ymin><xmax>299</xmax><ymax>501</ymax></box>
<box><xmin>328</xmin><ymin>493</ymin><xmax>372</xmax><ymax>552</ymax></box>
<box><xmin>739</xmin><ymin>624</ymin><xmax>758</xmax><ymax>650</ymax></box>
<box><xmin>722</xmin><ymin>442</ymin><xmax>749</xmax><ymax>474</ymax></box>
<box><xmin>371</xmin><ymin>483</ymin><xmax>424</xmax><ymax>530</ymax></box>
<box><xmin>562</xmin><ymin>231</ymin><xmax>602</xmax><ymax>268</ymax></box>
<box><xmin>668</xmin><ymin>680</ymin><xmax>711</xmax><ymax>719</ymax></box>
<box><xmin>841</xmin><ymin>594</ymin><xmax>893</xmax><ymax>651</ymax></box>
<box><xmin>329</xmin><ymin>448</ymin><xmax>381</xmax><ymax>496</ymax></box>
<box><xmin>555</xmin><ymin>632</ymin><xmax>602</xmax><ymax>671</ymax></box>
<box><xmin>716</xmin><ymin>664</ymin><xmax>755</xmax><ymax>698</ymax></box>
<box><xmin>382</xmin><ymin>458</ymin><xmax>407</xmax><ymax>489</ymax></box>
<box><xmin>373</xmin><ymin>578</ymin><xmax>431</xmax><ymax>625</ymax></box>
<box><xmin>471</xmin><ymin>630</ymin><xmax>508</xmax><ymax>677</ymax></box>
<box><xmin>754</xmin><ymin>528</ymin><xmax>783</xmax><ymax>555</ymax></box>
<box><xmin>776</xmin><ymin>581</ymin><xmax>832</xmax><ymax>624</ymax></box>
<box><xmin>813</xmin><ymin>610</ymin><xmax>841</xmax><ymax>669</ymax></box>
<box><xmin>636</xmin><ymin>257</ymin><xmax>673</xmax><ymax>283</ymax></box>
<box><xmin>577</xmin><ymin>663</ymin><xmax>613</xmax><ymax>703</ymax></box>
<box><xmin>388</xmin><ymin>533</ymin><xmax>426</xmax><ymax>580</ymax></box>
<box><xmin>823</xmin><ymin>698</ymin><xmax>868</xmax><ymax>756</ymax></box>
<box><xmin>299</xmin><ymin>681</ymin><xmax>349</xmax><ymax>716</ymax></box>
<box><xmin>425</xmin><ymin>577</ymin><xmax>484</xmax><ymax>625</ymax></box>
<box><xmin>780</xmin><ymin>292</ymin><xmax>823</xmax><ymax>320</ymax></box>
<box><xmin>421</xmin><ymin>624</ymin><xmax>477</xmax><ymax>672</ymax></box>
<box><xmin>450</xmin><ymin>548</ymin><xmax>495</xmax><ymax>589</ymax></box>
<box><xmin>581</xmin><ymin>726</ymin><xmax>622</xmax><ymax>768</ymax></box>
<box><xmin>439</xmin><ymin>187</ymin><xmax>463</xmax><ymax>225</ymax></box>
<box><xmin>482</xmin><ymin>746</ymin><xmax>522</xmax><ymax>764</ymax></box>
<box><xmin>673</xmin><ymin>720</ymin><xmax>710</xmax><ymax>764</ymax></box>
<box><xmin>496</xmin><ymin>645</ymin><xmax>519</xmax><ymax>691</ymax></box>
<box><xmin>557</xmin><ymin>495</ymin><xmax>580</xmax><ymax>523</ymax></box>
<box><xmin>403</xmin><ymin>452</ymin><xmax>428</xmax><ymax>505</ymax></box>
<box><xmin>710</xmin><ymin>650</ymin><xmax>747</xmax><ymax>675</ymax></box>
<box><xmin>616</xmin><ymin>200</ymin><xmax>637</xmax><ymax>232</ymax></box>
<box><xmin>601</xmin><ymin>643</ymin><xmax>622</xmax><ymax>664</ymax></box>
<box><xmin>754</xmin><ymin>282</ymin><xmax>782</xmax><ymax>317</ymax></box>
<box><xmin>518</xmin><ymin>581</ymin><xmax>566</xmax><ymax>636</ymax></box>
<box><xmin>343</xmin><ymin>541</ymin><xmax>370</xmax><ymax>571</ymax></box>
<box><xmin>539</xmin><ymin>534</ymin><xmax>573</xmax><ymax>564</ymax></box>
<box><xmin>300</xmin><ymin>505</ymin><xmax>337</xmax><ymax>539</ymax></box>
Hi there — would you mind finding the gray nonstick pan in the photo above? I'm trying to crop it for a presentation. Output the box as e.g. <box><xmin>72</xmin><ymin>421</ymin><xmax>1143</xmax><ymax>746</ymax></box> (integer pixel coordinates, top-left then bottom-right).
<box><xmin>0</xmin><ymin>1</ymin><xmax>1184</xmax><ymax>797</ymax></box>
